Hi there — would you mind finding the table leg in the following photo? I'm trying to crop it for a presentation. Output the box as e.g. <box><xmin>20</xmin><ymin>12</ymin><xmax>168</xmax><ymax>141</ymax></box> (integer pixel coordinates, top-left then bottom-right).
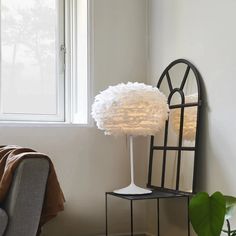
<box><xmin>130</xmin><ymin>200</ymin><xmax>134</xmax><ymax>236</ymax></box>
<box><xmin>105</xmin><ymin>193</ymin><xmax>108</xmax><ymax>236</ymax></box>
<box><xmin>157</xmin><ymin>198</ymin><xmax>160</xmax><ymax>236</ymax></box>
<box><xmin>187</xmin><ymin>196</ymin><xmax>190</xmax><ymax>236</ymax></box>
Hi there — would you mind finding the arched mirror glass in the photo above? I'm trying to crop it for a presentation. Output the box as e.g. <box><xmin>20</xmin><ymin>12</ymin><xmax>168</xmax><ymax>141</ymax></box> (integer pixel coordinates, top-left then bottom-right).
<box><xmin>148</xmin><ymin>59</ymin><xmax>202</xmax><ymax>193</ymax></box>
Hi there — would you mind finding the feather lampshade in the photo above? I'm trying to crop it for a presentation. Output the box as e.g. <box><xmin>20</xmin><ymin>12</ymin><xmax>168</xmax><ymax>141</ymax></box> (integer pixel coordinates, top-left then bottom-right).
<box><xmin>92</xmin><ymin>82</ymin><xmax>169</xmax><ymax>195</ymax></box>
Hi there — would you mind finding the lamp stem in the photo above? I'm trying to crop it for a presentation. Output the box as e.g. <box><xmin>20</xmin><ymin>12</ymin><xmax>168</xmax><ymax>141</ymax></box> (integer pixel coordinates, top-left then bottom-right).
<box><xmin>129</xmin><ymin>135</ymin><xmax>134</xmax><ymax>185</ymax></box>
<box><xmin>113</xmin><ymin>135</ymin><xmax>152</xmax><ymax>195</ymax></box>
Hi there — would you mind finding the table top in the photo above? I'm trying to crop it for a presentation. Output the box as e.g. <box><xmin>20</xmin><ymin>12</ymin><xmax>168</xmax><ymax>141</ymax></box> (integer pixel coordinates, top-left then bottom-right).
<box><xmin>106</xmin><ymin>188</ymin><xmax>193</xmax><ymax>201</ymax></box>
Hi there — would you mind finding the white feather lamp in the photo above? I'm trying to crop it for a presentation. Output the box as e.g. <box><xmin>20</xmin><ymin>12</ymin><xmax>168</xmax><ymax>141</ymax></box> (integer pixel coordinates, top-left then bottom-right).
<box><xmin>92</xmin><ymin>82</ymin><xmax>169</xmax><ymax>195</ymax></box>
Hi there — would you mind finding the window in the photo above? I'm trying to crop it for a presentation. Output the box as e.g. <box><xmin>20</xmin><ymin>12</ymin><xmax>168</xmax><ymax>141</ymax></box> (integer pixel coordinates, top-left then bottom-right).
<box><xmin>0</xmin><ymin>0</ymin><xmax>90</xmax><ymax>124</ymax></box>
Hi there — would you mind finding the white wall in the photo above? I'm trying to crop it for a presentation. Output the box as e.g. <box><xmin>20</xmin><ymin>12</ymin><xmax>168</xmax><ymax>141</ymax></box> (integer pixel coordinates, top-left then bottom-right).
<box><xmin>0</xmin><ymin>0</ymin><xmax>148</xmax><ymax>235</ymax></box>
<box><xmin>148</xmin><ymin>0</ymin><xmax>236</xmax><ymax>235</ymax></box>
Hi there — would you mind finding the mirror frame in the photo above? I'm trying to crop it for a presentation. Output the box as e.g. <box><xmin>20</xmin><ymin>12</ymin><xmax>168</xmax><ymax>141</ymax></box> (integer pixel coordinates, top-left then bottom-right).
<box><xmin>147</xmin><ymin>59</ymin><xmax>202</xmax><ymax>194</ymax></box>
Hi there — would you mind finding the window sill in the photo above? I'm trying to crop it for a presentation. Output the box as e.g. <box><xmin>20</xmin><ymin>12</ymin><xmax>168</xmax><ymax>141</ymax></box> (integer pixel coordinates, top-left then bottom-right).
<box><xmin>0</xmin><ymin>121</ymin><xmax>94</xmax><ymax>128</ymax></box>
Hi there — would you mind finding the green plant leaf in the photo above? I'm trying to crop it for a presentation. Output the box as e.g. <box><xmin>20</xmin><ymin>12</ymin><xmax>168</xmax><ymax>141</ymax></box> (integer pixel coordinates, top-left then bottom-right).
<box><xmin>224</xmin><ymin>196</ymin><xmax>236</xmax><ymax>219</ymax></box>
<box><xmin>189</xmin><ymin>192</ymin><xmax>226</xmax><ymax>236</ymax></box>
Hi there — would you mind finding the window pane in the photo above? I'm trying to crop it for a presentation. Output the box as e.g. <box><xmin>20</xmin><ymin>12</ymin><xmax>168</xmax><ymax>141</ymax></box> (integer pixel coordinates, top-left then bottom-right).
<box><xmin>1</xmin><ymin>0</ymin><xmax>62</xmax><ymax>115</ymax></box>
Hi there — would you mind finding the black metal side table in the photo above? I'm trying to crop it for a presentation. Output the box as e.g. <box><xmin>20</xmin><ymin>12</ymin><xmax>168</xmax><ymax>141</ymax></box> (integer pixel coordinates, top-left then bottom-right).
<box><xmin>105</xmin><ymin>188</ymin><xmax>192</xmax><ymax>236</ymax></box>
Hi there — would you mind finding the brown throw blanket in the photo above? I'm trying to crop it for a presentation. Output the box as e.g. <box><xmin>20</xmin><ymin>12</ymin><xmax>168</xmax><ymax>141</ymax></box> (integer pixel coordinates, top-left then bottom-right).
<box><xmin>0</xmin><ymin>145</ymin><xmax>65</xmax><ymax>232</ymax></box>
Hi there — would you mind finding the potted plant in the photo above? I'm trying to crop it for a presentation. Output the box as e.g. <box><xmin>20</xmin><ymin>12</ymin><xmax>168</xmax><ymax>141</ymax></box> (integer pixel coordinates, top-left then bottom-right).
<box><xmin>189</xmin><ymin>192</ymin><xmax>236</xmax><ymax>236</ymax></box>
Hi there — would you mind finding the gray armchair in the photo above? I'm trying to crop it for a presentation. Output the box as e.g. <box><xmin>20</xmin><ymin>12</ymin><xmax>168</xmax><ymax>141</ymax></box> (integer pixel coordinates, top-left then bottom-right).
<box><xmin>0</xmin><ymin>158</ymin><xmax>49</xmax><ymax>236</ymax></box>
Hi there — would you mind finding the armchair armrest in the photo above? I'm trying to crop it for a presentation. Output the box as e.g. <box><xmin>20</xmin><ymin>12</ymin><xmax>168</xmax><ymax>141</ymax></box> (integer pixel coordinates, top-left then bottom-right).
<box><xmin>0</xmin><ymin>208</ymin><xmax>8</xmax><ymax>236</ymax></box>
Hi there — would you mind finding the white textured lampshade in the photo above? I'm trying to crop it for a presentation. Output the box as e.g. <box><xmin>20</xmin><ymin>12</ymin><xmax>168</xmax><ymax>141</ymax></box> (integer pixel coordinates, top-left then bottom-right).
<box><xmin>92</xmin><ymin>82</ymin><xmax>169</xmax><ymax>136</ymax></box>
<box><xmin>170</xmin><ymin>93</ymin><xmax>198</xmax><ymax>141</ymax></box>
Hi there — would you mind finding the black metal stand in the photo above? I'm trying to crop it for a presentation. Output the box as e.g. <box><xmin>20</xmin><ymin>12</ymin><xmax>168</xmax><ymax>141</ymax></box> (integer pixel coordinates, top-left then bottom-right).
<box><xmin>105</xmin><ymin>190</ymin><xmax>191</xmax><ymax>236</ymax></box>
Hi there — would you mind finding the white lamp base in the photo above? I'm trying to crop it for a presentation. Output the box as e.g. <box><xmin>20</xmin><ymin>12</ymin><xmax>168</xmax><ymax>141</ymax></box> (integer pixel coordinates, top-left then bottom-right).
<box><xmin>114</xmin><ymin>183</ymin><xmax>152</xmax><ymax>195</ymax></box>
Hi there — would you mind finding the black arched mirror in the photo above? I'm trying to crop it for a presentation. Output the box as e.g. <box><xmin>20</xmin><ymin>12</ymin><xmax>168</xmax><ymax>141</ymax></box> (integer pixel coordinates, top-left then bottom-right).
<box><xmin>147</xmin><ymin>59</ymin><xmax>202</xmax><ymax>193</ymax></box>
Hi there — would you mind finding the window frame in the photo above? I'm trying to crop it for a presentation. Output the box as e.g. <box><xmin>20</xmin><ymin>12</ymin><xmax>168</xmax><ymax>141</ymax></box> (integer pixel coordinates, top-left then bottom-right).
<box><xmin>65</xmin><ymin>0</ymin><xmax>93</xmax><ymax>125</ymax></box>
